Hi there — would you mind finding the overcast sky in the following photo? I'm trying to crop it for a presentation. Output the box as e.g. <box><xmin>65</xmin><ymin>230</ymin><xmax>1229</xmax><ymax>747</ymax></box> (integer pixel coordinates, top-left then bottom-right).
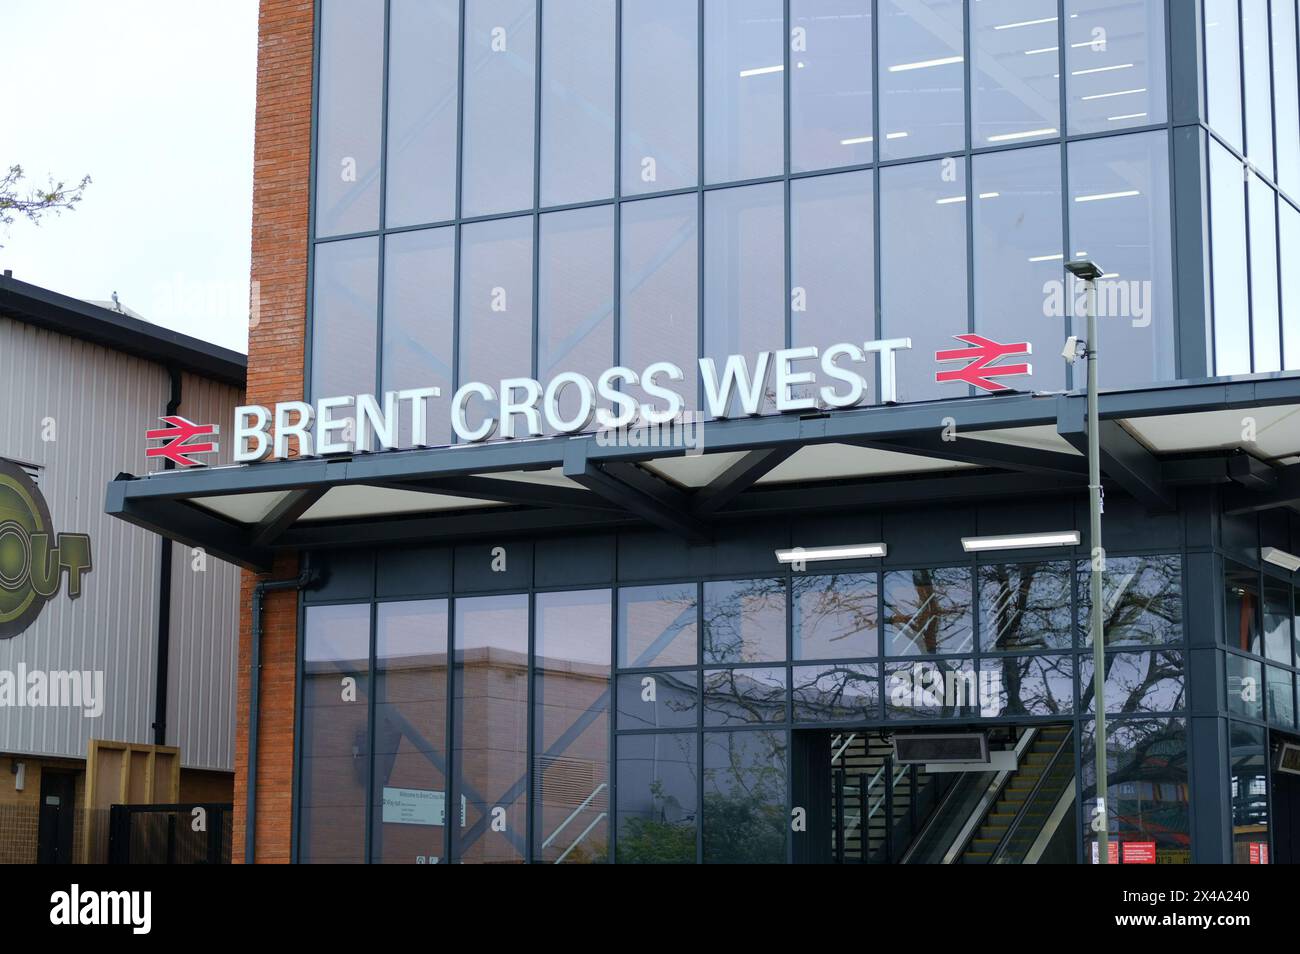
<box><xmin>2</xmin><ymin>0</ymin><xmax>257</xmax><ymax>354</ymax></box>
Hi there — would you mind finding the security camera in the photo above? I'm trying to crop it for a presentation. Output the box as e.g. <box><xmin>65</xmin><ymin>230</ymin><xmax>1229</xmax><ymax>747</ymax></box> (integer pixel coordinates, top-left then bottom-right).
<box><xmin>1061</xmin><ymin>336</ymin><xmax>1086</xmax><ymax>365</ymax></box>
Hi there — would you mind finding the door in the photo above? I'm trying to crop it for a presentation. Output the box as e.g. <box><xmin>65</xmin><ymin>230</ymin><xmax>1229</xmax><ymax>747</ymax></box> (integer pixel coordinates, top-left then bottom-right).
<box><xmin>37</xmin><ymin>771</ymin><xmax>77</xmax><ymax>864</ymax></box>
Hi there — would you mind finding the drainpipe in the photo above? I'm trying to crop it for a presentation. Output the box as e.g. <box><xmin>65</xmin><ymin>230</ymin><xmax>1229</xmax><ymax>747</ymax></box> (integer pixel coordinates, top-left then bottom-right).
<box><xmin>245</xmin><ymin>556</ymin><xmax>318</xmax><ymax>864</ymax></box>
<box><xmin>152</xmin><ymin>367</ymin><xmax>182</xmax><ymax>747</ymax></box>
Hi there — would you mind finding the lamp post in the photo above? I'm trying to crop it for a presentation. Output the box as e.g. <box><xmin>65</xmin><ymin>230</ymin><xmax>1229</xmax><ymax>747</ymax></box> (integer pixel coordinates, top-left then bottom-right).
<box><xmin>1064</xmin><ymin>259</ymin><xmax>1109</xmax><ymax>863</ymax></box>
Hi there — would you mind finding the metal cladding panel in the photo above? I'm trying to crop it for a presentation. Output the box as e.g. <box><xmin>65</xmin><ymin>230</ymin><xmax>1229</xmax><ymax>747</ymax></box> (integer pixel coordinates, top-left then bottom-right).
<box><xmin>165</xmin><ymin>372</ymin><xmax>242</xmax><ymax>771</ymax></box>
<box><xmin>0</xmin><ymin>317</ymin><xmax>242</xmax><ymax>770</ymax></box>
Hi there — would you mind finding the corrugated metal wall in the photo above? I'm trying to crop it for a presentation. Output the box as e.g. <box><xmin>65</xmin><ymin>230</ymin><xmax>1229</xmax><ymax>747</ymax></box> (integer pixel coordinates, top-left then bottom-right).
<box><xmin>0</xmin><ymin>316</ymin><xmax>242</xmax><ymax>771</ymax></box>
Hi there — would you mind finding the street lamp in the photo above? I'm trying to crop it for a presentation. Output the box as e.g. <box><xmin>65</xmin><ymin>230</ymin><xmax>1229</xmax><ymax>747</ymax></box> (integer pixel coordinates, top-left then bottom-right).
<box><xmin>1064</xmin><ymin>258</ymin><xmax>1110</xmax><ymax>864</ymax></box>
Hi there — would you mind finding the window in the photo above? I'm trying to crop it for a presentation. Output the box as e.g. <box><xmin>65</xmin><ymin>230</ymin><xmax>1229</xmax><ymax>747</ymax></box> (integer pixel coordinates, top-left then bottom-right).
<box><xmin>877</xmin><ymin>0</ymin><xmax>966</xmax><ymax>161</ymax></box>
<box><xmin>540</xmin><ymin>0</ymin><xmax>615</xmax><ymax>206</ymax></box>
<box><xmin>702</xmin><ymin>730</ymin><xmax>787</xmax><ymax>863</ymax></box>
<box><xmin>622</xmin><ymin>0</ymin><xmax>698</xmax><ymax>195</ymax></box>
<box><xmin>1205</xmin><ymin>0</ymin><xmax>1243</xmax><ymax>151</ymax></box>
<box><xmin>1273</xmin><ymin>0</ymin><xmax>1300</xmax><ymax>193</ymax></box>
<box><xmin>884</xmin><ymin>658</ymin><xmax>984</xmax><ymax>718</ymax></box>
<box><xmin>978</xmin><ymin>561</ymin><xmax>1072</xmax><ymax>651</ymax></box>
<box><xmin>789</xmin><ymin>0</ymin><xmax>873</xmax><ymax>172</ymax></box>
<box><xmin>702</xmin><ymin>578</ymin><xmax>786</xmax><ymax>664</ymax></box>
<box><xmin>1229</xmin><ymin>722</ymin><xmax>1269</xmax><ymax>863</ymax></box>
<box><xmin>703</xmin><ymin>667</ymin><xmax>787</xmax><ymax>725</ymax></box>
<box><xmin>1249</xmin><ymin>177</ymin><xmax>1280</xmax><ymax>374</ymax></box>
<box><xmin>1268</xmin><ymin>666</ymin><xmax>1297</xmax><ymax>728</ymax></box>
<box><xmin>1284</xmin><ymin>202</ymin><xmax>1300</xmax><ymax>370</ymax></box>
<box><xmin>616</xmin><ymin>732</ymin><xmax>698</xmax><ymax>863</ymax></box>
<box><xmin>979</xmin><ymin>654</ymin><xmax>1074</xmax><ymax>716</ymax></box>
<box><xmin>618</xmin><ymin>583</ymin><xmax>698</xmax><ymax>668</ymax></box>
<box><xmin>617</xmin><ymin>670</ymin><xmax>699</xmax><ymax>729</ymax></box>
<box><xmin>1210</xmin><ymin>141</ymin><xmax>1250</xmax><ymax>375</ymax></box>
<box><xmin>1264</xmin><ymin>577</ymin><xmax>1293</xmax><ymax>665</ymax></box>
<box><xmin>1065</xmin><ymin>0</ymin><xmax>1166</xmax><ymax>134</ymax></box>
<box><xmin>971</xmin><ymin>0</ymin><xmax>1060</xmax><ymax>146</ymax></box>
<box><xmin>1242</xmin><ymin>0</ymin><xmax>1274</xmax><ymax>180</ymax></box>
<box><xmin>311</xmin><ymin>237</ymin><xmax>378</xmax><ymax>405</ymax></box>
<box><xmin>704</xmin><ymin>0</ymin><xmax>785</xmax><ymax>184</ymax></box>
<box><xmin>1080</xmin><ymin>650</ymin><xmax>1185</xmax><ymax>713</ymax></box>
<box><xmin>792</xmin><ymin>663</ymin><xmax>879</xmax><ymax>721</ymax></box>
<box><xmin>1076</xmin><ymin>554</ymin><xmax>1182</xmax><ymax>648</ymax></box>
<box><xmin>883</xmin><ymin>566</ymin><xmax>974</xmax><ymax>656</ymax></box>
<box><xmin>1227</xmin><ymin>653</ymin><xmax>1263</xmax><ymax>720</ymax></box>
<box><xmin>792</xmin><ymin>572</ymin><xmax>878</xmax><ymax>660</ymax></box>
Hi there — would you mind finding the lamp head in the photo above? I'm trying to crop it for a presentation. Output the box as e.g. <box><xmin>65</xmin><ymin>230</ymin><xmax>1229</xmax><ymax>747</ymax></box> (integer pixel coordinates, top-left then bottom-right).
<box><xmin>1065</xmin><ymin>260</ymin><xmax>1104</xmax><ymax>281</ymax></box>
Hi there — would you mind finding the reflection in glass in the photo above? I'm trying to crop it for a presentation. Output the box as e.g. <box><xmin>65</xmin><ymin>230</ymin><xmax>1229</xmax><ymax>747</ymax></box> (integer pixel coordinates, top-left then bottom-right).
<box><xmin>1273</xmin><ymin>0</ymin><xmax>1300</xmax><ymax>193</ymax></box>
<box><xmin>1080</xmin><ymin>650</ymin><xmax>1185</xmax><ymax>714</ymax></box>
<box><xmin>461</xmin><ymin>0</ymin><xmax>537</xmax><ymax>217</ymax></box>
<box><xmin>1227</xmin><ymin>653</ymin><xmax>1264</xmax><ymax>721</ymax></box>
<box><xmin>622</xmin><ymin>0</ymin><xmax>698</xmax><ymax>195</ymax></box>
<box><xmin>980</xmin><ymin>654</ymin><xmax>1073</xmax><ymax>717</ymax></box>
<box><xmin>372</xmin><ymin>600</ymin><xmax>448</xmax><ymax>865</ymax></box>
<box><xmin>877</xmin><ymin>0</ymin><xmax>965</xmax><ymax>160</ymax></box>
<box><xmin>703</xmin><ymin>730</ymin><xmax>788</xmax><ymax>863</ymax></box>
<box><xmin>704</xmin><ymin>0</ymin><xmax>784</xmax><ymax>184</ymax></box>
<box><xmin>1076</xmin><ymin>554</ymin><xmax>1182</xmax><ymax>648</ymax></box>
<box><xmin>1264</xmin><ymin>578</ymin><xmax>1292</xmax><ymax>665</ymax></box>
<box><xmin>618</xmin><ymin>583</ymin><xmax>698</xmax><ymax>668</ymax></box>
<box><xmin>792</xmin><ymin>664</ymin><xmax>879</xmax><ymax>721</ymax></box>
<box><xmin>703</xmin><ymin>578</ymin><xmax>787</xmax><ymax>663</ymax></box>
<box><xmin>972</xmin><ymin>146</ymin><xmax>1066</xmax><ymax>391</ymax></box>
<box><xmin>1204</xmin><ymin>0</ymin><xmax>1243</xmax><ymax>150</ymax></box>
<box><xmin>1225</xmin><ymin>564</ymin><xmax>1262</xmax><ymax>655</ymax></box>
<box><xmin>971</xmin><ymin>0</ymin><xmax>1059</xmax><ymax>145</ymax></box>
<box><xmin>792</xmin><ymin>572</ymin><xmax>878</xmax><ymax>660</ymax></box>
<box><xmin>382</xmin><ymin>228</ymin><xmax>454</xmax><ymax>447</ymax></box>
<box><xmin>452</xmin><ymin>593</ymin><xmax>529</xmax><ymax>863</ymax></box>
<box><xmin>790</xmin><ymin>0</ymin><xmax>873</xmax><ymax>172</ymax></box>
<box><xmin>979</xmin><ymin>561</ymin><xmax>1072</xmax><ymax>651</ymax></box>
<box><xmin>885</xmin><ymin>658</ymin><xmax>987</xmax><ymax>718</ymax></box>
<box><xmin>1285</xmin><ymin>203</ymin><xmax>1300</xmax><ymax>370</ymax></box>
<box><xmin>314</xmin><ymin>0</ymin><xmax>383</xmax><ymax>237</ymax></box>
<box><xmin>1230</xmin><ymin>722</ymin><xmax>1270</xmax><ymax>864</ymax></box>
<box><xmin>880</xmin><ymin>159</ymin><xmax>968</xmax><ymax>403</ymax></box>
<box><xmin>1065</xmin><ymin>0</ymin><xmax>1167</xmax><ymax>134</ymax></box>
<box><xmin>385</xmin><ymin>0</ymin><xmax>459</xmax><ymax>227</ymax></box>
<box><xmin>616</xmin><ymin>732</ymin><xmax>698</xmax><ymax>863</ymax></box>
<box><xmin>533</xmin><ymin>589</ymin><xmax>611</xmax><ymax>864</ymax></box>
<box><xmin>883</xmin><ymin>567</ymin><xmax>974</xmax><ymax>656</ymax></box>
<box><xmin>1249</xmin><ymin>177</ymin><xmax>1280</xmax><ymax>374</ymax></box>
<box><xmin>617</xmin><ymin>670</ymin><xmax>699</xmax><ymax>730</ymax></box>
<box><xmin>1241</xmin><ymin>0</ymin><xmax>1274</xmax><ymax>179</ymax></box>
<box><xmin>539</xmin><ymin>0</ymin><xmax>615</xmax><ymax>206</ymax></box>
<box><xmin>1267</xmin><ymin>667</ymin><xmax>1296</xmax><ymax>729</ymax></box>
<box><xmin>300</xmin><ymin>604</ymin><xmax>371</xmax><ymax>863</ymax></box>
<box><xmin>1210</xmin><ymin>141</ymin><xmax>1250</xmax><ymax>375</ymax></box>
<box><xmin>311</xmin><ymin>237</ymin><xmax>378</xmax><ymax>408</ymax></box>
<box><xmin>703</xmin><ymin>667</ymin><xmax>788</xmax><ymax>725</ymax></box>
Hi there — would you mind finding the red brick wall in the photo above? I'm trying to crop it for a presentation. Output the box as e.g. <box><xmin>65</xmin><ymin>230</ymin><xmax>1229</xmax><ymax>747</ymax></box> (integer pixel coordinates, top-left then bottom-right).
<box><xmin>232</xmin><ymin>0</ymin><xmax>314</xmax><ymax>864</ymax></box>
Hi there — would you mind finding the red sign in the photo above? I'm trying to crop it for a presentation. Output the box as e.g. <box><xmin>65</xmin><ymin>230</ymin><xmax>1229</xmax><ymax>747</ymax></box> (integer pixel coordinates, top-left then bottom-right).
<box><xmin>1091</xmin><ymin>840</ymin><xmax>1120</xmax><ymax>864</ymax></box>
<box><xmin>146</xmin><ymin>416</ymin><xmax>219</xmax><ymax>467</ymax></box>
<box><xmin>1249</xmin><ymin>842</ymin><xmax>1269</xmax><ymax>864</ymax></box>
<box><xmin>935</xmin><ymin>334</ymin><xmax>1032</xmax><ymax>392</ymax></box>
<box><xmin>1122</xmin><ymin>841</ymin><xmax>1157</xmax><ymax>864</ymax></box>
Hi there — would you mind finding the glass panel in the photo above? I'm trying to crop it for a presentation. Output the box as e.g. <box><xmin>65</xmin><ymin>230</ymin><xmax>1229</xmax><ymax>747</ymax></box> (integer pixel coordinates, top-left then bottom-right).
<box><xmin>616</xmin><ymin>732</ymin><xmax>698</xmax><ymax>863</ymax></box>
<box><xmin>1273</xmin><ymin>0</ymin><xmax>1300</xmax><ymax>193</ymax></box>
<box><xmin>1076</xmin><ymin>554</ymin><xmax>1183</xmax><ymax>648</ymax></box>
<box><xmin>619</xmin><ymin>193</ymin><xmax>699</xmax><ymax>414</ymax></box>
<box><xmin>382</xmin><ymin>227</ymin><xmax>455</xmax><ymax>448</ymax></box>
<box><xmin>978</xmin><ymin>561</ymin><xmax>1072</xmax><ymax>651</ymax></box>
<box><xmin>457</xmin><ymin>215</ymin><xmax>534</xmax><ymax>439</ymax></box>
<box><xmin>790</xmin><ymin>171</ymin><xmax>874</xmax><ymax>371</ymax></box>
<box><xmin>1066</xmin><ymin>130</ymin><xmax>1174</xmax><ymax>389</ymax></box>
<box><xmin>461</xmin><ymin>0</ymin><xmax>537</xmax><ymax>217</ymax></box>
<box><xmin>971</xmin><ymin>0</ymin><xmax>1060</xmax><ymax>146</ymax></box>
<box><xmin>539</xmin><ymin>0</ymin><xmax>615</xmax><ymax>206</ymax></box>
<box><xmin>300</xmin><ymin>604</ymin><xmax>371</xmax><ymax>863</ymax></box>
<box><xmin>1284</xmin><ymin>202</ymin><xmax>1300</xmax><ymax>370</ymax></box>
<box><xmin>880</xmin><ymin>158</ymin><xmax>968</xmax><ymax>403</ymax></box>
<box><xmin>703</xmin><ymin>183</ymin><xmax>785</xmax><ymax>417</ymax></box>
<box><xmin>538</xmin><ymin>205</ymin><xmax>615</xmax><ymax>433</ymax></box>
<box><xmin>790</xmin><ymin>0</ymin><xmax>873</xmax><ymax>172</ymax></box>
<box><xmin>1268</xmin><ymin>666</ymin><xmax>1297</xmax><ymax>728</ymax></box>
<box><xmin>1230</xmin><ymin>722</ymin><xmax>1270</xmax><ymax>863</ymax></box>
<box><xmin>622</xmin><ymin>0</ymin><xmax>698</xmax><ymax>195</ymax></box>
<box><xmin>1249</xmin><ymin>177</ymin><xmax>1280</xmax><ymax>373</ymax></box>
<box><xmin>792</xmin><ymin>572</ymin><xmax>878</xmax><ymax>660</ymax></box>
<box><xmin>372</xmin><ymin>600</ymin><xmax>449</xmax><ymax>865</ymax></box>
<box><xmin>1227</xmin><ymin>652</ymin><xmax>1264</xmax><ymax>720</ymax></box>
<box><xmin>704</xmin><ymin>0</ymin><xmax>785</xmax><ymax>184</ymax></box>
<box><xmin>617</xmin><ymin>670</ymin><xmax>699</xmax><ymax>729</ymax></box>
<box><xmin>1065</xmin><ymin>0</ymin><xmax>1167</xmax><ymax>134</ymax></box>
<box><xmin>1210</xmin><ymin>140</ymin><xmax>1250</xmax><ymax>374</ymax></box>
<box><xmin>1225</xmin><ymin>563</ymin><xmax>1262</xmax><ymax>654</ymax></box>
<box><xmin>618</xmin><ymin>583</ymin><xmax>698</xmax><ymax>668</ymax></box>
<box><xmin>884</xmin><ymin>658</ymin><xmax>990</xmax><ymax>718</ymax></box>
<box><xmin>792</xmin><ymin>663</ymin><xmax>879</xmax><ymax>721</ymax></box>
<box><xmin>703</xmin><ymin>667</ymin><xmax>788</xmax><ymax>725</ymax></box>
<box><xmin>311</xmin><ymin>237</ymin><xmax>378</xmax><ymax>414</ymax></box>
<box><xmin>979</xmin><ymin>654</ymin><xmax>1073</xmax><ymax>716</ymax></box>
<box><xmin>702</xmin><ymin>578</ymin><xmax>786</xmax><ymax>664</ymax></box>
<box><xmin>883</xmin><ymin>566</ymin><xmax>974</xmax><ymax>656</ymax></box>
<box><xmin>314</xmin><ymin>0</ymin><xmax>383</xmax><ymax>237</ymax></box>
<box><xmin>972</xmin><ymin>145</ymin><xmax>1066</xmax><ymax>392</ymax></box>
<box><xmin>1264</xmin><ymin>577</ymin><xmax>1292</xmax><ymax>665</ymax></box>
<box><xmin>703</xmin><ymin>730</ymin><xmax>788</xmax><ymax>863</ymax></box>
<box><xmin>877</xmin><ymin>0</ymin><xmax>966</xmax><ymax>160</ymax></box>
<box><xmin>1205</xmin><ymin>0</ymin><xmax>1243</xmax><ymax>151</ymax></box>
<box><xmin>533</xmin><ymin>589</ymin><xmax>611</xmax><ymax>864</ymax></box>
<box><xmin>1081</xmin><ymin>718</ymin><xmax>1192</xmax><ymax>864</ymax></box>
<box><xmin>385</xmin><ymin>0</ymin><xmax>459</xmax><ymax>227</ymax></box>
<box><xmin>1080</xmin><ymin>649</ymin><xmax>1185</xmax><ymax>714</ymax></box>
<box><xmin>451</xmin><ymin>593</ymin><xmax>529</xmax><ymax>863</ymax></box>
<box><xmin>1242</xmin><ymin>0</ymin><xmax>1274</xmax><ymax>179</ymax></box>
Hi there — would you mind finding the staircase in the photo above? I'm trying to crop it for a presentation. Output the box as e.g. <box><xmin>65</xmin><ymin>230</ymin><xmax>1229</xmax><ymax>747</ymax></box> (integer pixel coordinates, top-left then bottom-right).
<box><xmin>830</xmin><ymin>733</ymin><xmax>946</xmax><ymax>863</ymax></box>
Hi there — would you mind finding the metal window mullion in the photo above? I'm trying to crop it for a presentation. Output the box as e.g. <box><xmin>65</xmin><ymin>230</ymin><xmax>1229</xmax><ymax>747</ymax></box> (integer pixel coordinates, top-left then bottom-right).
<box><xmin>452</xmin><ymin>0</ymin><xmax>467</xmax><ymax>408</ymax></box>
<box><xmin>963</xmin><ymin>0</ymin><xmax>975</xmax><ymax>400</ymax></box>
<box><xmin>304</xmin><ymin>0</ymin><xmax>324</xmax><ymax>402</ymax></box>
<box><xmin>784</xmin><ymin>0</ymin><xmax>792</xmax><ymax>352</ymax></box>
<box><xmin>374</xmin><ymin>0</ymin><xmax>392</xmax><ymax>410</ymax></box>
<box><xmin>613</xmin><ymin>0</ymin><xmax>623</xmax><ymax>374</ymax></box>
<box><xmin>1058</xmin><ymin>0</ymin><xmax>1074</xmax><ymax>390</ymax></box>
<box><xmin>446</xmin><ymin>582</ymin><xmax>457</xmax><ymax>863</ymax></box>
<box><xmin>696</xmin><ymin>579</ymin><xmax>704</xmax><ymax>865</ymax></box>
<box><xmin>871</xmin><ymin>0</ymin><xmax>882</xmax><ymax>405</ymax></box>
<box><xmin>365</xmin><ymin>591</ymin><xmax>378</xmax><ymax>863</ymax></box>
<box><xmin>697</xmin><ymin>0</ymin><xmax>706</xmax><ymax>416</ymax></box>
<box><xmin>526</xmin><ymin>590</ymin><xmax>537</xmax><ymax>862</ymax></box>
<box><xmin>533</xmin><ymin>0</ymin><xmax>543</xmax><ymax>382</ymax></box>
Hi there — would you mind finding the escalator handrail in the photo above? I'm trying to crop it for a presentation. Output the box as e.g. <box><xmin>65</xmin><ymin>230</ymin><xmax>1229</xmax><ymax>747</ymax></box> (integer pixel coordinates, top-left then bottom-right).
<box><xmin>988</xmin><ymin>727</ymin><xmax>1075</xmax><ymax>864</ymax></box>
<box><xmin>939</xmin><ymin>727</ymin><xmax>1043</xmax><ymax>864</ymax></box>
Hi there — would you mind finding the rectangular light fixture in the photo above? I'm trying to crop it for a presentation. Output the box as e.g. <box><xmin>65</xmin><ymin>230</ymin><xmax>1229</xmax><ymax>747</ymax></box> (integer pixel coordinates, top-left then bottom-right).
<box><xmin>888</xmin><ymin>54</ymin><xmax>963</xmax><ymax>72</ymax></box>
<box><xmin>986</xmin><ymin>127</ymin><xmax>1058</xmax><ymax>142</ymax></box>
<box><xmin>961</xmin><ymin>530</ymin><xmax>1080</xmax><ymax>552</ymax></box>
<box><xmin>775</xmin><ymin>543</ymin><xmax>887</xmax><ymax>564</ymax></box>
<box><xmin>1262</xmin><ymin>547</ymin><xmax>1300</xmax><ymax>573</ymax></box>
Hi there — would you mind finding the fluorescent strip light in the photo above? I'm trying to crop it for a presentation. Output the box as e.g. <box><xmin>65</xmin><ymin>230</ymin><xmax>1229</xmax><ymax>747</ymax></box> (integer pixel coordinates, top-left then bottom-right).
<box><xmin>889</xmin><ymin>55</ymin><xmax>963</xmax><ymax>72</ymax></box>
<box><xmin>1072</xmin><ymin>63</ymin><xmax>1134</xmax><ymax>76</ymax></box>
<box><xmin>987</xmin><ymin>127</ymin><xmax>1058</xmax><ymax>142</ymax></box>
<box><xmin>1024</xmin><ymin>46</ymin><xmax>1058</xmax><ymax>55</ymax></box>
<box><xmin>994</xmin><ymin>15</ymin><xmax>1057</xmax><ymax>30</ymax></box>
<box><xmin>839</xmin><ymin>131</ymin><xmax>908</xmax><ymax>145</ymax></box>
<box><xmin>1028</xmin><ymin>253</ymin><xmax>1064</xmax><ymax>262</ymax></box>
<box><xmin>978</xmin><ymin>191</ymin><xmax>1000</xmax><ymax>199</ymax></box>
<box><xmin>961</xmin><ymin>531</ymin><xmax>1080</xmax><ymax>553</ymax></box>
<box><xmin>1262</xmin><ymin>547</ymin><xmax>1300</xmax><ymax>573</ymax></box>
<box><xmin>935</xmin><ymin>195</ymin><xmax>966</xmax><ymax>204</ymax></box>
<box><xmin>1081</xmin><ymin>87</ymin><xmax>1147</xmax><ymax>101</ymax></box>
<box><xmin>1100</xmin><ymin>271</ymin><xmax>1119</xmax><ymax>278</ymax></box>
<box><xmin>1107</xmin><ymin>111</ymin><xmax>1148</xmax><ymax>121</ymax></box>
<box><xmin>1074</xmin><ymin>189</ymin><xmax>1140</xmax><ymax>202</ymax></box>
<box><xmin>739</xmin><ymin>64</ymin><xmax>784</xmax><ymax>77</ymax></box>
<box><xmin>886</xmin><ymin>131</ymin><xmax>909</xmax><ymax>139</ymax></box>
<box><xmin>775</xmin><ymin>543</ymin><xmax>887</xmax><ymax>564</ymax></box>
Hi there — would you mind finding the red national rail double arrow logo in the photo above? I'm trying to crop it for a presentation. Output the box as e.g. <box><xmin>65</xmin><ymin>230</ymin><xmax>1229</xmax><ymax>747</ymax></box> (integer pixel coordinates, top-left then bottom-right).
<box><xmin>934</xmin><ymin>334</ymin><xmax>1033</xmax><ymax>393</ymax></box>
<box><xmin>146</xmin><ymin>416</ymin><xmax>220</xmax><ymax>467</ymax></box>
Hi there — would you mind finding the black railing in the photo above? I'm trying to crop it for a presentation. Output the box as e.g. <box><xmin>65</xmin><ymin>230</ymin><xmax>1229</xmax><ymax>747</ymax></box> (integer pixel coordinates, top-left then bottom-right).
<box><xmin>108</xmin><ymin>803</ymin><xmax>232</xmax><ymax>864</ymax></box>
